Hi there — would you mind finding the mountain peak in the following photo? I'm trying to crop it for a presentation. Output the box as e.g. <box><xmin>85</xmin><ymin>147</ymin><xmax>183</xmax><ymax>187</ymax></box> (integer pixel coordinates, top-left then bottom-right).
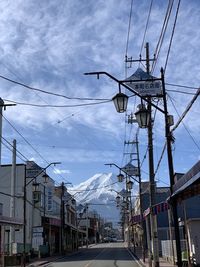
<box><xmin>69</xmin><ymin>172</ymin><xmax>125</xmax><ymax>222</ymax></box>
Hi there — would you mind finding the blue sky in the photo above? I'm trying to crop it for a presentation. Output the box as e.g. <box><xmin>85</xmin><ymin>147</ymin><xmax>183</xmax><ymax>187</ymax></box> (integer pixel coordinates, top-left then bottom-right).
<box><xmin>0</xmin><ymin>0</ymin><xmax>199</xmax><ymax>188</ymax></box>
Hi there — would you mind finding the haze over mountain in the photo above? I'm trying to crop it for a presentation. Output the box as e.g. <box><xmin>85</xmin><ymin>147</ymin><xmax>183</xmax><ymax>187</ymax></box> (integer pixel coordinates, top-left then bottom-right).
<box><xmin>69</xmin><ymin>173</ymin><xmax>138</xmax><ymax>224</ymax></box>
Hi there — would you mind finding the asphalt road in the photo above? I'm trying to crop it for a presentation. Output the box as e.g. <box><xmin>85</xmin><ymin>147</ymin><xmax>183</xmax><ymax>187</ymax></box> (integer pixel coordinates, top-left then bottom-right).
<box><xmin>47</xmin><ymin>242</ymin><xmax>142</xmax><ymax>267</ymax></box>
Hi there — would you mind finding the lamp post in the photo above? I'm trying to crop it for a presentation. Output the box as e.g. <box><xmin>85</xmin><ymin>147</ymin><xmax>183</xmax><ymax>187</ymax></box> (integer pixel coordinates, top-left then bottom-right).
<box><xmin>32</xmin><ymin>176</ymin><xmax>48</xmax><ymax>245</ymax></box>
<box><xmin>23</xmin><ymin>162</ymin><xmax>61</xmax><ymax>267</ymax></box>
<box><xmin>106</xmin><ymin>163</ymin><xmax>139</xmax><ymax>249</ymax></box>
<box><xmin>85</xmin><ymin>60</ymin><xmax>182</xmax><ymax>267</ymax></box>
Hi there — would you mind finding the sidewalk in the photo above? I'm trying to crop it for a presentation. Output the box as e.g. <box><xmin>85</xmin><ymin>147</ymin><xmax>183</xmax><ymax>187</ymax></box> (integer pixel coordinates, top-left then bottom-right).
<box><xmin>128</xmin><ymin>245</ymin><xmax>176</xmax><ymax>267</ymax></box>
<box><xmin>26</xmin><ymin>244</ymin><xmax>96</xmax><ymax>267</ymax></box>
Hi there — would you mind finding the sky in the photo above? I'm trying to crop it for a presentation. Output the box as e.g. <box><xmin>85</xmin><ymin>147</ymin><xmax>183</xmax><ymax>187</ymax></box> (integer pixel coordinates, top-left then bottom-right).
<box><xmin>0</xmin><ymin>0</ymin><xmax>199</xmax><ymax>189</ymax></box>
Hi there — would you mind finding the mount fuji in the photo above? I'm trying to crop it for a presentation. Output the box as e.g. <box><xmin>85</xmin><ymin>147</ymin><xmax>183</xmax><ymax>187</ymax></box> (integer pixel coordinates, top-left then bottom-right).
<box><xmin>69</xmin><ymin>173</ymin><xmax>137</xmax><ymax>225</ymax></box>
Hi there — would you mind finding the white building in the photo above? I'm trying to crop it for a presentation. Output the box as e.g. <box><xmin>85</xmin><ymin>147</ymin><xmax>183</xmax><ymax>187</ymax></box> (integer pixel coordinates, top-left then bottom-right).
<box><xmin>0</xmin><ymin>161</ymin><xmax>78</xmax><ymax>257</ymax></box>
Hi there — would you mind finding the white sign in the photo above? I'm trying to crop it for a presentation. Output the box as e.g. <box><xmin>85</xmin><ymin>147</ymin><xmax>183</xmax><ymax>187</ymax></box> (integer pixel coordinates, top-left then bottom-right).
<box><xmin>125</xmin><ymin>80</ymin><xmax>162</xmax><ymax>97</ymax></box>
<box><xmin>122</xmin><ymin>163</ymin><xmax>139</xmax><ymax>176</ymax></box>
<box><xmin>33</xmin><ymin>226</ymin><xmax>43</xmax><ymax>233</ymax></box>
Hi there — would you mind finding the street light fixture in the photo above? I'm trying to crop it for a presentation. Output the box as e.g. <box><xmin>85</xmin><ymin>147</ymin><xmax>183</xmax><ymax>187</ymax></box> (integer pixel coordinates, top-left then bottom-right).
<box><xmin>85</xmin><ymin>65</ymin><xmax>182</xmax><ymax>267</ymax></box>
<box><xmin>134</xmin><ymin>104</ymin><xmax>150</xmax><ymax>128</ymax></box>
<box><xmin>112</xmin><ymin>92</ymin><xmax>128</xmax><ymax>113</ymax></box>
<box><xmin>117</xmin><ymin>173</ymin><xmax>125</xmax><ymax>183</ymax></box>
<box><xmin>126</xmin><ymin>180</ymin><xmax>133</xmax><ymax>191</ymax></box>
<box><xmin>23</xmin><ymin>161</ymin><xmax>61</xmax><ymax>267</ymax></box>
<box><xmin>42</xmin><ymin>173</ymin><xmax>49</xmax><ymax>184</ymax></box>
<box><xmin>116</xmin><ymin>195</ymin><xmax>121</xmax><ymax>205</ymax></box>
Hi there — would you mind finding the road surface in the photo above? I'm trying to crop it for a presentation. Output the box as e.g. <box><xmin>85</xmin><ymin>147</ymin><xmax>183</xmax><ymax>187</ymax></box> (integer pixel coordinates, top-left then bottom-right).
<box><xmin>47</xmin><ymin>242</ymin><xmax>142</xmax><ymax>267</ymax></box>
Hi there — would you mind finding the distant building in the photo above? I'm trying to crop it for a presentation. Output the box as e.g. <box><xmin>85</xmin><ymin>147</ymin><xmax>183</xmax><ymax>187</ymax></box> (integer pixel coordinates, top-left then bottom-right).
<box><xmin>0</xmin><ymin>161</ymin><xmax>78</xmax><ymax>257</ymax></box>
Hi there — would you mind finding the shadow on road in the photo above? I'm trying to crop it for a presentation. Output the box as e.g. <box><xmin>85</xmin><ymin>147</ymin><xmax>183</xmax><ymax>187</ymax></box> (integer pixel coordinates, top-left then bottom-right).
<box><xmin>55</xmin><ymin>244</ymin><xmax>137</xmax><ymax>263</ymax></box>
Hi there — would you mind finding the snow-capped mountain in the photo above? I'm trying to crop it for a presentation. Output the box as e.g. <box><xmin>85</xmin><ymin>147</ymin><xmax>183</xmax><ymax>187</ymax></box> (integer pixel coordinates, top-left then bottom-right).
<box><xmin>69</xmin><ymin>173</ymin><xmax>136</xmax><ymax>225</ymax></box>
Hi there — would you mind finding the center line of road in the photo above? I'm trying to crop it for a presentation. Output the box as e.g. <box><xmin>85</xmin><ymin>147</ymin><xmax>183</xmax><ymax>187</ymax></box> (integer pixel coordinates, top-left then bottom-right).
<box><xmin>84</xmin><ymin>247</ymin><xmax>107</xmax><ymax>267</ymax></box>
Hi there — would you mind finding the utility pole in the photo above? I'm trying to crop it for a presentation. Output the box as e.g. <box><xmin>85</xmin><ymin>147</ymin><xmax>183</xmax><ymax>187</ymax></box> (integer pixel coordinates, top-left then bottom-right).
<box><xmin>146</xmin><ymin>42</ymin><xmax>160</xmax><ymax>267</ymax></box>
<box><xmin>0</xmin><ymin>98</ymin><xmax>4</xmax><ymax>164</ymax></box>
<box><xmin>126</xmin><ymin>43</ymin><xmax>160</xmax><ymax>267</ymax></box>
<box><xmin>85</xmin><ymin>42</ymin><xmax>182</xmax><ymax>267</ymax></box>
<box><xmin>161</xmin><ymin>69</ymin><xmax>182</xmax><ymax>267</ymax></box>
<box><xmin>60</xmin><ymin>182</ymin><xmax>65</xmax><ymax>254</ymax></box>
<box><xmin>135</xmin><ymin>135</ymin><xmax>146</xmax><ymax>263</ymax></box>
<box><xmin>23</xmin><ymin>165</ymin><xmax>27</xmax><ymax>267</ymax></box>
<box><xmin>9</xmin><ymin>139</ymin><xmax>16</xmax><ymax>255</ymax></box>
<box><xmin>0</xmin><ymin>98</ymin><xmax>16</xmax><ymax>164</ymax></box>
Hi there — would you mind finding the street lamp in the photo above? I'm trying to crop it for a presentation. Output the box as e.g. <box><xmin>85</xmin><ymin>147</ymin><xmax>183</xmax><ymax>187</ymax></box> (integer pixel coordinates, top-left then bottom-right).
<box><xmin>116</xmin><ymin>195</ymin><xmax>121</xmax><ymax>205</ymax></box>
<box><xmin>23</xmin><ymin>161</ymin><xmax>61</xmax><ymax>267</ymax></box>
<box><xmin>85</xmin><ymin>63</ymin><xmax>182</xmax><ymax>267</ymax></box>
<box><xmin>117</xmin><ymin>173</ymin><xmax>125</xmax><ymax>183</ymax></box>
<box><xmin>134</xmin><ymin>104</ymin><xmax>150</xmax><ymax>128</ymax></box>
<box><xmin>112</xmin><ymin>91</ymin><xmax>128</xmax><ymax>113</ymax></box>
<box><xmin>126</xmin><ymin>180</ymin><xmax>133</xmax><ymax>191</ymax></box>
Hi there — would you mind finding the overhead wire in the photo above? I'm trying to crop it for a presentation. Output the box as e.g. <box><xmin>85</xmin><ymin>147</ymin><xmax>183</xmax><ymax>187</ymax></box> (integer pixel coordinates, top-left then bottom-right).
<box><xmin>168</xmin><ymin>94</ymin><xmax>200</xmax><ymax>151</ymax></box>
<box><xmin>169</xmin><ymin>88</ymin><xmax>200</xmax><ymax>132</ymax></box>
<box><xmin>166</xmin><ymin>82</ymin><xmax>199</xmax><ymax>90</ymax></box>
<box><xmin>3</xmin><ymin>99</ymin><xmax>112</xmax><ymax>108</ymax></box>
<box><xmin>151</xmin><ymin>0</ymin><xmax>174</xmax><ymax>73</ymax></box>
<box><xmin>125</xmin><ymin>0</ymin><xmax>134</xmax><ymax>58</ymax></box>
<box><xmin>69</xmin><ymin>181</ymin><xmax>119</xmax><ymax>192</ymax></box>
<box><xmin>139</xmin><ymin>0</ymin><xmax>154</xmax><ymax>58</ymax></box>
<box><xmin>153</xmin><ymin>86</ymin><xmax>200</xmax><ymax>179</ymax></box>
<box><xmin>3</xmin><ymin>114</ymin><xmax>50</xmax><ymax>165</ymax></box>
<box><xmin>166</xmin><ymin>90</ymin><xmax>196</xmax><ymax>96</ymax></box>
<box><xmin>0</xmin><ymin>73</ymin><xmax>110</xmax><ymax>101</ymax></box>
<box><xmin>163</xmin><ymin>0</ymin><xmax>181</xmax><ymax>73</ymax></box>
<box><xmin>1</xmin><ymin>135</ymin><xmax>28</xmax><ymax>162</ymax></box>
<box><xmin>2</xmin><ymin>115</ymin><xmax>70</xmax><ymax>183</ymax></box>
<box><xmin>123</xmin><ymin>0</ymin><xmax>135</xmax><ymax>166</ymax></box>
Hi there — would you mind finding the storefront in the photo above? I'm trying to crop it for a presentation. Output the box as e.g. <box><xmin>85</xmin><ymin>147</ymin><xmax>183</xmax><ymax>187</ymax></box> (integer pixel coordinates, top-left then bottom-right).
<box><xmin>0</xmin><ymin>216</ymin><xmax>23</xmax><ymax>267</ymax></box>
<box><xmin>42</xmin><ymin>216</ymin><xmax>61</xmax><ymax>255</ymax></box>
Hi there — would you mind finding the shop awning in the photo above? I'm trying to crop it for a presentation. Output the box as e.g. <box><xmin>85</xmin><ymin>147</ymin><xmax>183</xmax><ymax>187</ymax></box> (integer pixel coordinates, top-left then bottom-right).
<box><xmin>0</xmin><ymin>216</ymin><xmax>23</xmax><ymax>226</ymax></box>
<box><xmin>172</xmin><ymin>160</ymin><xmax>200</xmax><ymax>201</ymax></box>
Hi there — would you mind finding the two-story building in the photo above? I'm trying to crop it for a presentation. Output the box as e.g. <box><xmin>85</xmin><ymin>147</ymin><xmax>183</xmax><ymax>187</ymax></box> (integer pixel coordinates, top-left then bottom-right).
<box><xmin>0</xmin><ymin>161</ymin><xmax>78</xmax><ymax>259</ymax></box>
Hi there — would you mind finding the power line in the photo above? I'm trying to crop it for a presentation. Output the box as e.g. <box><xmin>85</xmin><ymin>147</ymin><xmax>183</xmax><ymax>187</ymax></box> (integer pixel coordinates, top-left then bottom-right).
<box><xmin>169</xmin><ymin>88</ymin><xmax>200</xmax><ymax>133</ymax></box>
<box><xmin>168</xmin><ymin>95</ymin><xmax>200</xmax><ymax>152</ymax></box>
<box><xmin>2</xmin><ymin>115</ymin><xmax>69</xmax><ymax>183</ymax></box>
<box><xmin>164</xmin><ymin>0</ymin><xmax>181</xmax><ymax>73</ymax></box>
<box><xmin>0</xmin><ymin>73</ymin><xmax>110</xmax><ymax>101</ymax></box>
<box><xmin>1</xmin><ymin>136</ymin><xmax>28</xmax><ymax>162</ymax></box>
<box><xmin>139</xmin><ymin>0</ymin><xmax>154</xmax><ymax>57</ymax></box>
<box><xmin>125</xmin><ymin>0</ymin><xmax>134</xmax><ymax>58</ymax></box>
<box><xmin>3</xmin><ymin>114</ymin><xmax>50</xmax><ymax>165</ymax></box>
<box><xmin>69</xmin><ymin>181</ymin><xmax>119</xmax><ymax>192</ymax></box>
<box><xmin>3</xmin><ymin>99</ymin><xmax>112</xmax><ymax>108</ymax></box>
<box><xmin>166</xmin><ymin>90</ymin><xmax>196</xmax><ymax>96</ymax></box>
<box><xmin>151</xmin><ymin>0</ymin><xmax>174</xmax><ymax>73</ymax></box>
<box><xmin>166</xmin><ymin>82</ymin><xmax>199</xmax><ymax>90</ymax></box>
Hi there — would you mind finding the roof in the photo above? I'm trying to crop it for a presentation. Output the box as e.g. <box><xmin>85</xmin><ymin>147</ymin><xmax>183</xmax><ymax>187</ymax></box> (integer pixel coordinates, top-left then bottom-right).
<box><xmin>125</xmin><ymin>68</ymin><xmax>156</xmax><ymax>81</ymax></box>
<box><xmin>172</xmin><ymin>160</ymin><xmax>200</xmax><ymax>200</ymax></box>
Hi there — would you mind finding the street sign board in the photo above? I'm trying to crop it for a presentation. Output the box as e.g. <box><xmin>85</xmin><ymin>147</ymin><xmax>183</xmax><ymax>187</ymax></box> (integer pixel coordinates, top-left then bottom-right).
<box><xmin>122</xmin><ymin>162</ymin><xmax>139</xmax><ymax>176</ymax></box>
<box><xmin>124</xmin><ymin>67</ymin><xmax>163</xmax><ymax>97</ymax></box>
<box><xmin>125</xmin><ymin>80</ymin><xmax>162</xmax><ymax>97</ymax></box>
<box><xmin>32</xmin><ymin>226</ymin><xmax>43</xmax><ymax>233</ymax></box>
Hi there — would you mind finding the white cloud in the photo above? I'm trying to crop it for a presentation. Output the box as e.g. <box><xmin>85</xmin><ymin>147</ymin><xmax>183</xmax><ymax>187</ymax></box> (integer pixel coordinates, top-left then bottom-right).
<box><xmin>0</xmin><ymin>0</ymin><xmax>199</xmax><ymax>185</ymax></box>
<box><xmin>53</xmin><ymin>168</ymin><xmax>70</xmax><ymax>175</ymax></box>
